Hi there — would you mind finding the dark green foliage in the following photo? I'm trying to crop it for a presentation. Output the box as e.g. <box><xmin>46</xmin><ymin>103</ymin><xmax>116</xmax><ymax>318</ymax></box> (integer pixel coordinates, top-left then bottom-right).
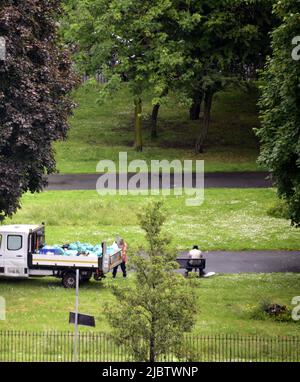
<box><xmin>0</xmin><ymin>0</ymin><xmax>77</xmax><ymax>220</ymax></box>
<box><xmin>251</xmin><ymin>298</ymin><xmax>294</xmax><ymax>323</ymax></box>
<box><xmin>257</xmin><ymin>0</ymin><xmax>300</xmax><ymax>226</ymax></box>
<box><xmin>173</xmin><ymin>0</ymin><xmax>277</xmax><ymax>152</ymax></box>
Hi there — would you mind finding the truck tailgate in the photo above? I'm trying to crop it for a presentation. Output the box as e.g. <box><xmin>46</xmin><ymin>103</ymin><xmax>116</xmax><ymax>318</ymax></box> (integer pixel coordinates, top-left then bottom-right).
<box><xmin>109</xmin><ymin>250</ymin><xmax>123</xmax><ymax>269</ymax></box>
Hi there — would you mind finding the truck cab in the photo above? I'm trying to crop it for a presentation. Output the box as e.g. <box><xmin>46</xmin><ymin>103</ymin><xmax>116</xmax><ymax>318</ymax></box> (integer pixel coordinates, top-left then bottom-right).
<box><xmin>0</xmin><ymin>224</ymin><xmax>44</xmax><ymax>278</ymax></box>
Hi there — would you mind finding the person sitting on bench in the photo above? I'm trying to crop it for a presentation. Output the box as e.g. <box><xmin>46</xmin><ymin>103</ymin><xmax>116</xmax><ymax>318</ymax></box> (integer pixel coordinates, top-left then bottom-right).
<box><xmin>186</xmin><ymin>245</ymin><xmax>205</xmax><ymax>277</ymax></box>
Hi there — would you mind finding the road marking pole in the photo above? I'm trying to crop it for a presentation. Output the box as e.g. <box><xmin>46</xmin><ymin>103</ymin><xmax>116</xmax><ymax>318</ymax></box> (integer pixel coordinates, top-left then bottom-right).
<box><xmin>73</xmin><ymin>269</ymin><xmax>79</xmax><ymax>362</ymax></box>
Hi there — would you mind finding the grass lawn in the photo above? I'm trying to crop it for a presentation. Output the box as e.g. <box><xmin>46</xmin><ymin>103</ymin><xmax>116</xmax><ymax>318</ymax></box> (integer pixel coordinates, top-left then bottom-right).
<box><xmin>54</xmin><ymin>83</ymin><xmax>263</xmax><ymax>174</ymax></box>
<box><xmin>0</xmin><ymin>273</ymin><xmax>299</xmax><ymax>337</ymax></box>
<box><xmin>5</xmin><ymin>189</ymin><xmax>300</xmax><ymax>251</ymax></box>
<box><xmin>1</xmin><ymin>189</ymin><xmax>299</xmax><ymax>342</ymax></box>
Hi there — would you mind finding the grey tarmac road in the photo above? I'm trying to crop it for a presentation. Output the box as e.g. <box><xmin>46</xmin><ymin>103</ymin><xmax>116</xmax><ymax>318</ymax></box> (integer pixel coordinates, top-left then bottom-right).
<box><xmin>177</xmin><ymin>250</ymin><xmax>300</xmax><ymax>274</ymax></box>
<box><xmin>46</xmin><ymin>171</ymin><xmax>273</xmax><ymax>190</ymax></box>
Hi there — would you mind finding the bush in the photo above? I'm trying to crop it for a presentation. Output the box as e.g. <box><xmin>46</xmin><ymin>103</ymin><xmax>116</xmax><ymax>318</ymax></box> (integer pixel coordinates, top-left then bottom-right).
<box><xmin>267</xmin><ymin>200</ymin><xmax>290</xmax><ymax>219</ymax></box>
<box><xmin>250</xmin><ymin>299</ymin><xmax>294</xmax><ymax>323</ymax></box>
<box><xmin>250</xmin><ymin>298</ymin><xmax>271</xmax><ymax>321</ymax></box>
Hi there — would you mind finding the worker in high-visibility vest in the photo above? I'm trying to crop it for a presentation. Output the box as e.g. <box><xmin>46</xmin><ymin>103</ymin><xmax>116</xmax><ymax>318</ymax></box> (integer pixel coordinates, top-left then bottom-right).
<box><xmin>113</xmin><ymin>238</ymin><xmax>127</xmax><ymax>278</ymax></box>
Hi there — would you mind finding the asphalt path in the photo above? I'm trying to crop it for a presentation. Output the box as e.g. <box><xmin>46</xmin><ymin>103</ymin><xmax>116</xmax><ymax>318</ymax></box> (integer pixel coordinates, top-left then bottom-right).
<box><xmin>177</xmin><ymin>250</ymin><xmax>300</xmax><ymax>274</ymax></box>
<box><xmin>46</xmin><ymin>172</ymin><xmax>273</xmax><ymax>190</ymax></box>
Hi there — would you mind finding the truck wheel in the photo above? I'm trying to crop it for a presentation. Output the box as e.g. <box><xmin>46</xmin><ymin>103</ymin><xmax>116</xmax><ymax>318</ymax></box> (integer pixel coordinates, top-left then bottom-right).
<box><xmin>62</xmin><ymin>272</ymin><xmax>76</xmax><ymax>288</ymax></box>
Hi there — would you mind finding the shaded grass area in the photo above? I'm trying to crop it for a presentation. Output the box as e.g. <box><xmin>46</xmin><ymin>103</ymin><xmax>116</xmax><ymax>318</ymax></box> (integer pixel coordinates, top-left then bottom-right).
<box><xmin>0</xmin><ymin>273</ymin><xmax>299</xmax><ymax>336</ymax></box>
<box><xmin>55</xmin><ymin>83</ymin><xmax>263</xmax><ymax>173</ymax></box>
<box><xmin>5</xmin><ymin>189</ymin><xmax>300</xmax><ymax>251</ymax></box>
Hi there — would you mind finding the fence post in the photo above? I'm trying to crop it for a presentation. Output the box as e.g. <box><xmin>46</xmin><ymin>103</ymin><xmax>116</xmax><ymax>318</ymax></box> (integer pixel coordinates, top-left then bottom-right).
<box><xmin>73</xmin><ymin>269</ymin><xmax>80</xmax><ymax>362</ymax></box>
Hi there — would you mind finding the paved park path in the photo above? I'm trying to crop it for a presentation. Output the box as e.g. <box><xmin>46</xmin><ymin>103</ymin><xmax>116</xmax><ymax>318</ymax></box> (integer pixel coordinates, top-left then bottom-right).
<box><xmin>177</xmin><ymin>251</ymin><xmax>300</xmax><ymax>274</ymax></box>
<box><xmin>46</xmin><ymin>171</ymin><xmax>273</xmax><ymax>190</ymax></box>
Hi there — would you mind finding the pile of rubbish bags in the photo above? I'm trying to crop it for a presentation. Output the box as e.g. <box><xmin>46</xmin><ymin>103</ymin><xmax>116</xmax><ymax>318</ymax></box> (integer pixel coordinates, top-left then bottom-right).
<box><xmin>39</xmin><ymin>241</ymin><xmax>120</xmax><ymax>258</ymax></box>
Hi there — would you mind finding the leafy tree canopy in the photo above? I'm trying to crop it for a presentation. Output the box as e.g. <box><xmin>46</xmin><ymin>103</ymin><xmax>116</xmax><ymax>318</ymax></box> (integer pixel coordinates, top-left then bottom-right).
<box><xmin>257</xmin><ymin>0</ymin><xmax>300</xmax><ymax>226</ymax></box>
<box><xmin>63</xmin><ymin>0</ymin><xmax>277</xmax><ymax>151</ymax></box>
<box><xmin>0</xmin><ymin>0</ymin><xmax>77</xmax><ymax>220</ymax></box>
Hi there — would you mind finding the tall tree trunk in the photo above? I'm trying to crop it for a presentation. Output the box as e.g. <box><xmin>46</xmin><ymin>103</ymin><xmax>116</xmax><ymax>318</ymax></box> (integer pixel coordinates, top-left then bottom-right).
<box><xmin>151</xmin><ymin>103</ymin><xmax>160</xmax><ymax>139</ymax></box>
<box><xmin>149</xmin><ymin>334</ymin><xmax>156</xmax><ymax>362</ymax></box>
<box><xmin>189</xmin><ymin>94</ymin><xmax>203</xmax><ymax>120</ymax></box>
<box><xmin>195</xmin><ymin>90</ymin><xmax>213</xmax><ymax>153</ymax></box>
<box><xmin>189</xmin><ymin>101</ymin><xmax>201</xmax><ymax>120</ymax></box>
<box><xmin>151</xmin><ymin>89</ymin><xmax>167</xmax><ymax>138</ymax></box>
<box><xmin>134</xmin><ymin>97</ymin><xmax>143</xmax><ymax>151</ymax></box>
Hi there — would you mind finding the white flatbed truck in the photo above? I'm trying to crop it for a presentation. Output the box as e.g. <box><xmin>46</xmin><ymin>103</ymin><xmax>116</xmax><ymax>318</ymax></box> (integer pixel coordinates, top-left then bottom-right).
<box><xmin>0</xmin><ymin>224</ymin><xmax>123</xmax><ymax>288</ymax></box>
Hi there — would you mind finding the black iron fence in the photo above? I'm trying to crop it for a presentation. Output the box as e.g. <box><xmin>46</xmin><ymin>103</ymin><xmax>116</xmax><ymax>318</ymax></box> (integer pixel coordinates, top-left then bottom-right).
<box><xmin>0</xmin><ymin>331</ymin><xmax>299</xmax><ymax>362</ymax></box>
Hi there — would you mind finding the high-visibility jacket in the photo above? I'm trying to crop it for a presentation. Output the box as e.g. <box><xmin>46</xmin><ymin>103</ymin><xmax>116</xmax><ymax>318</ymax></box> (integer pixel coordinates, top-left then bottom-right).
<box><xmin>121</xmin><ymin>242</ymin><xmax>128</xmax><ymax>263</ymax></box>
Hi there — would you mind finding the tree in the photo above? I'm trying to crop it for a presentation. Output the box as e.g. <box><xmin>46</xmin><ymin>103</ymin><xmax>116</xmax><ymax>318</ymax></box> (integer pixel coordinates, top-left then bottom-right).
<box><xmin>0</xmin><ymin>0</ymin><xmax>77</xmax><ymax>221</ymax></box>
<box><xmin>63</xmin><ymin>0</ymin><xmax>183</xmax><ymax>151</ymax></box>
<box><xmin>173</xmin><ymin>0</ymin><xmax>277</xmax><ymax>152</ymax></box>
<box><xmin>64</xmin><ymin>0</ymin><xmax>219</xmax><ymax>144</ymax></box>
<box><xmin>63</xmin><ymin>0</ymin><xmax>276</xmax><ymax>152</ymax></box>
<box><xmin>106</xmin><ymin>202</ymin><xmax>197</xmax><ymax>362</ymax></box>
<box><xmin>257</xmin><ymin>0</ymin><xmax>300</xmax><ymax>226</ymax></box>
